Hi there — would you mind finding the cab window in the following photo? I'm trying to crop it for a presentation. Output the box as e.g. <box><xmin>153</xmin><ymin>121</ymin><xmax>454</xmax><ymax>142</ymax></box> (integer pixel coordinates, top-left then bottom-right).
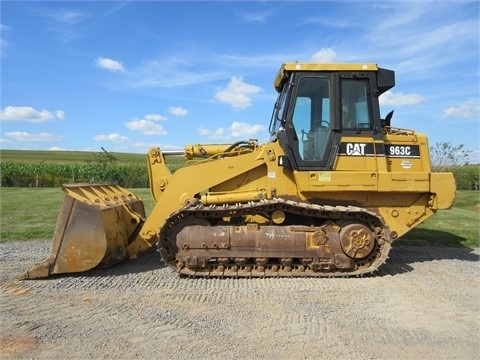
<box><xmin>341</xmin><ymin>79</ymin><xmax>372</xmax><ymax>130</ymax></box>
<box><xmin>291</xmin><ymin>77</ymin><xmax>331</xmax><ymax>161</ymax></box>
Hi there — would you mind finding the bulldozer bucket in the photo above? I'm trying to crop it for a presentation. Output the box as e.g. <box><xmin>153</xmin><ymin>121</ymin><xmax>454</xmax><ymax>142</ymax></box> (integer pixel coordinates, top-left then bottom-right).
<box><xmin>20</xmin><ymin>184</ymin><xmax>146</xmax><ymax>279</ymax></box>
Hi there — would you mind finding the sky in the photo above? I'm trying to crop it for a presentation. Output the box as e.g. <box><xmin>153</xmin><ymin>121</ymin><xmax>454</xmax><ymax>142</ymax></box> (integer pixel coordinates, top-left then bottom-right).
<box><xmin>1</xmin><ymin>1</ymin><xmax>479</xmax><ymax>163</ymax></box>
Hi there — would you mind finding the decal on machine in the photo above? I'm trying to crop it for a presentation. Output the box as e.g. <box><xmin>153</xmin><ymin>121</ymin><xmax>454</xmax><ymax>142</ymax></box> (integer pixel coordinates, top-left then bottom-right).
<box><xmin>338</xmin><ymin>143</ymin><xmax>375</xmax><ymax>156</ymax></box>
<box><xmin>385</xmin><ymin>144</ymin><xmax>420</xmax><ymax>158</ymax></box>
<box><xmin>318</xmin><ymin>172</ymin><xmax>332</xmax><ymax>182</ymax></box>
<box><xmin>338</xmin><ymin>142</ymin><xmax>420</xmax><ymax>158</ymax></box>
<box><xmin>401</xmin><ymin>160</ymin><xmax>413</xmax><ymax>169</ymax></box>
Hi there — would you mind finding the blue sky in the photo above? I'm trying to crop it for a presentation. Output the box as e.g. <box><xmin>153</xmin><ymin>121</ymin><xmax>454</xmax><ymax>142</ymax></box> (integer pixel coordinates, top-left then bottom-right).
<box><xmin>1</xmin><ymin>1</ymin><xmax>479</xmax><ymax>162</ymax></box>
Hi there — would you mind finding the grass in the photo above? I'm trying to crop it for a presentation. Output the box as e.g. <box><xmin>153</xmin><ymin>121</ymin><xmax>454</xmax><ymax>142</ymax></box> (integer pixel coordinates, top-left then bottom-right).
<box><xmin>1</xmin><ymin>188</ymin><xmax>478</xmax><ymax>248</ymax></box>
<box><xmin>400</xmin><ymin>190</ymin><xmax>479</xmax><ymax>248</ymax></box>
<box><xmin>0</xmin><ymin>188</ymin><xmax>154</xmax><ymax>242</ymax></box>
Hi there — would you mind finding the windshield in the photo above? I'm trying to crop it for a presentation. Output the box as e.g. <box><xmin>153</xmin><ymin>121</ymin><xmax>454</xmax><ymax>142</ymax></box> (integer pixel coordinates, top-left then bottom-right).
<box><xmin>268</xmin><ymin>83</ymin><xmax>290</xmax><ymax>139</ymax></box>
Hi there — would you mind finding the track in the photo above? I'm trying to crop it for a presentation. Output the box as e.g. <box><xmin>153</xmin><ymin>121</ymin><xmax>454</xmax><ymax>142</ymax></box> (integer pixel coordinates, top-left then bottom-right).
<box><xmin>159</xmin><ymin>198</ymin><xmax>392</xmax><ymax>277</ymax></box>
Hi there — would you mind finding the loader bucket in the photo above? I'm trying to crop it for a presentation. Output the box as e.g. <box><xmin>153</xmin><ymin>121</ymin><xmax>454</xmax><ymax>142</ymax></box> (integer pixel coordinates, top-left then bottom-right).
<box><xmin>20</xmin><ymin>184</ymin><xmax>146</xmax><ymax>279</ymax></box>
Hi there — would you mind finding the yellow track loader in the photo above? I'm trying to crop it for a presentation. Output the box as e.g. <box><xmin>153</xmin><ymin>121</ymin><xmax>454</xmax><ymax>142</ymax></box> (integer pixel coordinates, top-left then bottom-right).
<box><xmin>21</xmin><ymin>63</ymin><xmax>456</xmax><ymax>279</ymax></box>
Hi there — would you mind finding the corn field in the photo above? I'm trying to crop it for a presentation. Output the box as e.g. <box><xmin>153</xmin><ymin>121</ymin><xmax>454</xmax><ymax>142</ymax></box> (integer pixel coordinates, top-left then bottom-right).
<box><xmin>1</xmin><ymin>162</ymin><xmax>152</xmax><ymax>188</ymax></box>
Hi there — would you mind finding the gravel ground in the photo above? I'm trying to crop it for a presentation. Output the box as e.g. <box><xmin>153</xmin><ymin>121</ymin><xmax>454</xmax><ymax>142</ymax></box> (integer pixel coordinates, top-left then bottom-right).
<box><xmin>1</xmin><ymin>239</ymin><xmax>479</xmax><ymax>360</ymax></box>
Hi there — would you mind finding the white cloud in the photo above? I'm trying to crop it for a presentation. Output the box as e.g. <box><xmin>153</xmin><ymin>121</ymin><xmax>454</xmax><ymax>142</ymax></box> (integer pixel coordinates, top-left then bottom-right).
<box><xmin>34</xmin><ymin>9</ymin><xmax>91</xmax><ymax>42</ymax></box>
<box><xmin>442</xmin><ymin>100</ymin><xmax>480</xmax><ymax>119</ymax></box>
<box><xmin>5</xmin><ymin>131</ymin><xmax>63</xmax><ymax>141</ymax></box>
<box><xmin>95</xmin><ymin>57</ymin><xmax>125</xmax><ymax>72</ymax></box>
<box><xmin>199</xmin><ymin>121</ymin><xmax>266</xmax><ymax>140</ymax></box>
<box><xmin>55</xmin><ymin>110</ymin><xmax>65</xmax><ymax>120</ymax></box>
<box><xmin>197</xmin><ymin>127</ymin><xmax>210</xmax><ymax>136</ymax></box>
<box><xmin>379</xmin><ymin>91</ymin><xmax>424</xmax><ymax>106</ymax></box>
<box><xmin>37</xmin><ymin>8</ymin><xmax>89</xmax><ymax>24</ymax></box>
<box><xmin>229</xmin><ymin>121</ymin><xmax>266</xmax><ymax>137</ymax></box>
<box><xmin>311</xmin><ymin>48</ymin><xmax>337</xmax><ymax>63</ymax></box>
<box><xmin>93</xmin><ymin>133</ymin><xmax>128</xmax><ymax>142</ymax></box>
<box><xmin>49</xmin><ymin>146</ymin><xmax>71</xmax><ymax>151</ymax></box>
<box><xmin>214</xmin><ymin>76</ymin><xmax>263</xmax><ymax>110</ymax></box>
<box><xmin>211</xmin><ymin>128</ymin><xmax>225</xmax><ymax>139</ymax></box>
<box><xmin>144</xmin><ymin>113</ymin><xmax>167</xmax><ymax>122</ymax></box>
<box><xmin>1</xmin><ymin>23</ymin><xmax>10</xmax><ymax>57</ymax></box>
<box><xmin>124</xmin><ymin>59</ymin><xmax>223</xmax><ymax>89</ymax></box>
<box><xmin>240</xmin><ymin>10</ymin><xmax>274</xmax><ymax>24</ymax></box>
<box><xmin>125</xmin><ymin>114</ymin><xmax>167</xmax><ymax>135</ymax></box>
<box><xmin>50</xmin><ymin>10</ymin><xmax>88</xmax><ymax>24</ymax></box>
<box><xmin>304</xmin><ymin>16</ymin><xmax>353</xmax><ymax>29</ymax></box>
<box><xmin>0</xmin><ymin>106</ymin><xmax>65</xmax><ymax>122</ymax></box>
<box><xmin>168</xmin><ymin>106</ymin><xmax>188</xmax><ymax>116</ymax></box>
<box><xmin>126</xmin><ymin>120</ymin><xmax>166</xmax><ymax>135</ymax></box>
<box><xmin>129</xmin><ymin>141</ymin><xmax>182</xmax><ymax>154</ymax></box>
<box><xmin>198</xmin><ymin>127</ymin><xmax>224</xmax><ymax>139</ymax></box>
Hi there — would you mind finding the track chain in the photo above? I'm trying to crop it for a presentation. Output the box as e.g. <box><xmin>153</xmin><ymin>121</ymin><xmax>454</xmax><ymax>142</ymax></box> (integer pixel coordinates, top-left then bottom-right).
<box><xmin>159</xmin><ymin>198</ymin><xmax>392</xmax><ymax>278</ymax></box>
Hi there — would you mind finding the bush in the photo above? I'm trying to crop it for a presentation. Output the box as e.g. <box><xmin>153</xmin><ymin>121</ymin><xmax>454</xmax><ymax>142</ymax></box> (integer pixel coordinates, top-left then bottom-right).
<box><xmin>447</xmin><ymin>165</ymin><xmax>480</xmax><ymax>190</ymax></box>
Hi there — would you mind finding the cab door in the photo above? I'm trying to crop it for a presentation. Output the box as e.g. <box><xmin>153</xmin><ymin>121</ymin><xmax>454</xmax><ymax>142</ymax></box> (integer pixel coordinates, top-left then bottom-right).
<box><xmin>279</xmin><ymin>73</ymin><xmax>340</xmax><ymax>170</ymax></box>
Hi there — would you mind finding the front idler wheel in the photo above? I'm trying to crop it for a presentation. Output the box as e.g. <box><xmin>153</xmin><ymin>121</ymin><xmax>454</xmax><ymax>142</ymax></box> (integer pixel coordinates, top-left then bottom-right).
<box><xmin>339</xmin><ymin>223</ymin><xmax>375</xmax><ymax>259</ymax></box>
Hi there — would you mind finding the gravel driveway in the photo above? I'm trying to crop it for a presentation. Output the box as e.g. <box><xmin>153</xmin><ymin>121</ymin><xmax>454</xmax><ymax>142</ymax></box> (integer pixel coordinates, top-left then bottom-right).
<box><xmin>1</xmin><ymin>240</ymin><xmax>479</xmax><ymax>359</ymax></box>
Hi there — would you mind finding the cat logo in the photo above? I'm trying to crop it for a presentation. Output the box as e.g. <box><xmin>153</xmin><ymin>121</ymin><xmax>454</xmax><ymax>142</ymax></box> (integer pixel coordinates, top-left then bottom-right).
<box><xmin>339</xmin><ymin>142</ymin><xmax>375</xmax><ymax>156</ymax></box>
<box><xmin>346</xmin><ymin>143</ymin><xmax>366</xmax><ymax>156</ymax></box>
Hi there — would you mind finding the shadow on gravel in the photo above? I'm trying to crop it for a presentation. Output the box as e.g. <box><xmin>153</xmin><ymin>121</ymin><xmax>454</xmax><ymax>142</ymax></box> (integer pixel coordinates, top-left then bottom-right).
<box><xmin>72</xmin><ymin>244</ymin><xmax>478</xmax><ymax>279</ymax></box>
<box><xmin>381</xmin><ymin>229</ymin><xmax>479</xmax><ymax>276</ymax></box>
<box><xmin>44</xmin><ymin>246</ymin><xmax>167</xmax><ymax>280</ymax></box>
<box><xmin>26</xmin><ymin>229</ymin><xmax>478</xmax><ymax>280</ymax></box>
<box><xmin>101</xmin><ymin>247</ymin><xmax>166</xmax><ymax>275</ymax></box>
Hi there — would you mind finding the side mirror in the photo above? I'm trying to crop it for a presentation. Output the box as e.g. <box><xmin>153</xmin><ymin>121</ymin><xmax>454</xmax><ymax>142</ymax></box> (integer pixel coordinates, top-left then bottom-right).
<box><xmin>381</xmin><ymin>110</ymin><xmax>394</xmax><ymax>127</ymax></box>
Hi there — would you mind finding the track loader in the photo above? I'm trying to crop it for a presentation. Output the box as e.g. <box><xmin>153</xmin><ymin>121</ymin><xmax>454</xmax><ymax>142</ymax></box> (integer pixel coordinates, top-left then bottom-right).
<box><xmin>21</xmin><ymin>63</ymin><xmax>456</xmax><ymax>279</ymax></box>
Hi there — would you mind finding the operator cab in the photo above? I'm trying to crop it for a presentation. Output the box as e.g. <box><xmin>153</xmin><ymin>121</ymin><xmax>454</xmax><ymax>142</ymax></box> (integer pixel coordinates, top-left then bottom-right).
<box><xmin>269</xmin><ymin>63</ymin><xmax>394</xmax><ymax>170</ymax></box>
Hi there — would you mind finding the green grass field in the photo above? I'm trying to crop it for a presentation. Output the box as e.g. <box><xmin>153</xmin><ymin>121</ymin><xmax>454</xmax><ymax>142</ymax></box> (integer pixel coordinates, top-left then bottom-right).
<box><xmin>399</xmin><ymin>190</ymin><xmax>479</xmax><ymax>248</ymax></box>
<box><xmin>0</xmin><ymin>188</ymin><xmax>478</xmax><ymax>248</ymax></box>
<box><xmin>0</xmin><ymin>188</ymin><xmax>155</xmax><ymax>241</ymax></box>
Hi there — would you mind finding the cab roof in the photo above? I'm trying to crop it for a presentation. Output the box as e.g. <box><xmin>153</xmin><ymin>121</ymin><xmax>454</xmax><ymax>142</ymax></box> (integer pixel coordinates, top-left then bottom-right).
<box><xmin>273</xmin><ymin>63</ymin><xmax>379</xmax><ymax>92</ymax></box>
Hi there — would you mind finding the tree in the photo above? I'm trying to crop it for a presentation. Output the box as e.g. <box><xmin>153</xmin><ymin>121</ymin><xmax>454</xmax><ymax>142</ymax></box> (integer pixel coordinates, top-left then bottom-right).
<box><xmin>430</xmin><ymin>142</ymin><xmax>471</xmax><ymax>171</ymax></box>
<box><xmin>90</xmin><ymin>147</ymin><xmax>118</xmax><ymax>167</ymax></box>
